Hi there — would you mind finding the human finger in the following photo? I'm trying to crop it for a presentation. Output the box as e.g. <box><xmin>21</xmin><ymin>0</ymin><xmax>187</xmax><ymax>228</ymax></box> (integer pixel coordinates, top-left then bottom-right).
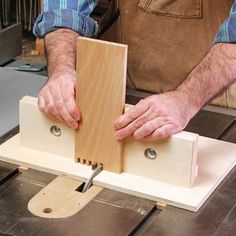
<box><xmin>64</xmin><ymin>96</ymin><xmax>81</xmax><ymax>121</ymax></box>
<box><xmin>133</xmin><ymin>117</ymin><xmax>168</xmax><ymax>140</ymax></box>
<box><xmin>144</xmin><ymin>124</ymin><xmax>178</xmax><ymax>141</ymax></box>
<box><xmin>53</xmin><ymin>96</ymin><xmax>79</xmax><ymax>129</ymax></box>
<box><xmin>114</xmin><ymin>109</ymin><xmax>156</xmax><ymax>140</ymax></box>
<box><xmin>114</xmin><ymin>99</ymin><xmax>149</xmax><ymax>130</ymax></box>
<box><xmin>61</xmin><ymin>83</ymin><xmax>81</xmax><ymax>122</ymax></box>
<box><xmin>44</xmin><ymin>92</ymin><xmax>65</xmax><ymax>122</ymax></box>
<box><xmin>47</xmin><ymin>83</ymin><xmax>79</xmax><ymax>129</ymax></box>
<box><xmin>38</xmin><ymin>96</ymin><xmax>61</xmax><ymax>122</ymax></box>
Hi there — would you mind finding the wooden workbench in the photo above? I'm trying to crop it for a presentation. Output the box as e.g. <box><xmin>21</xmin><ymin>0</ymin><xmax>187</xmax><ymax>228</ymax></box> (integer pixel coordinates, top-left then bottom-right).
<box><xmin>0</xmin><ymin>94</ymin><xmax>235</xmax><ymax>236</ymax></box>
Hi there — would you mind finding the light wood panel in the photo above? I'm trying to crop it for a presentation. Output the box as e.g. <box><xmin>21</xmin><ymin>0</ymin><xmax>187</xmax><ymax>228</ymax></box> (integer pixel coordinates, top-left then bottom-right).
<box><xmin>75</xmin><ymin>37</ymin><xmax>127</xmax><ymax>173</ymax></box>
<box><xmin>0</xmin><ymin>133</ymin><xmax>235</xmax><ymax>212</ymax></box>
<box><xmin>124</xmin><ymin>132</ymin><xmax>198</xmax><ymax>188</ymax></box>
<box><xmin>20</xmin><ymin>96</ymin><xmax>74</xmax><ymax>159</ymax></box>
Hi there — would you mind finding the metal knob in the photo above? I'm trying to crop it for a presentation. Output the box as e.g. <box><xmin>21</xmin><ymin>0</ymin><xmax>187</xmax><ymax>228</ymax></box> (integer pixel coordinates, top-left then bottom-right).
<box><xmin>50</xmin><ymin>126</ymin><xmax>62</xmax><ymax>137</ymax></box>
<box><xmin>144</xmin><ymin>148</ymin><xmax>157</xmax><ymax>160</ymax></box>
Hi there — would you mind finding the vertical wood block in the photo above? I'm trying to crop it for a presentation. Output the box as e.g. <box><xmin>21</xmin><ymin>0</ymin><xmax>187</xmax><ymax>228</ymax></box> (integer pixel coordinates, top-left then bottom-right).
<box><xmin>75</xmin><ymin>37</ymin><xmax>127</xmax><ymax>173</ymax></box>
<box><xmin>20</xmin><ymin>96</ymin><xmax>74</xmax><ymax>159</ymax></box>
<box><xmin>124</xmin><ymin>132</ymin><xmax>199</xmax><ymax>187</ymax></box>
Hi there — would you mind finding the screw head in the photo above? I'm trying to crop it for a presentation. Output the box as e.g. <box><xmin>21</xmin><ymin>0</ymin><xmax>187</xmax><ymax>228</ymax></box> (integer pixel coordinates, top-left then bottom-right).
<box><xmin>50</xmin><ymin>125</ymin><xmax>61</xmax><ymax>137</ymax></box>
<box><xmin>144</xmin><ymin>148</ymin><xmax>157</xmax><ymax>160</ymax></box>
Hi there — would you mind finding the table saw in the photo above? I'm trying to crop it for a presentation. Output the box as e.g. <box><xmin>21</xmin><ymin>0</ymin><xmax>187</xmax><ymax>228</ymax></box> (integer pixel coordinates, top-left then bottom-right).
<box><xmin>0</xmin><ymin>38</ymin><xmax>236</xmax><ymax>235</ymax></box>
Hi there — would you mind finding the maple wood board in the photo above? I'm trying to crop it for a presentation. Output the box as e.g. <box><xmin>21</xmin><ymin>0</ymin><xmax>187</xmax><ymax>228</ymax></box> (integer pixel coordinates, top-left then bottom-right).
<box><xmin>75</xmin><ymin>37</ymin><xmax>127</xmax><ymax>173</ymax></box>
<box><xmin>0</xmin><ymin>133</ymin><xmax>235</xmax><ymax>212</ymax></box>
<box><xmin>124</xmin><ymin>134</ymin><xmax>198</xmax><ymax>188</ymax></box>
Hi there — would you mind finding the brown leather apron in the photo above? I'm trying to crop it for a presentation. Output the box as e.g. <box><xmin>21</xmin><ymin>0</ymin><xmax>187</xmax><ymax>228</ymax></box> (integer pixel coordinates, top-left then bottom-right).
<box><xmin>102</xmin><ymin>0</ymin><xmax>236</xmax><ymax>108</ymax></box>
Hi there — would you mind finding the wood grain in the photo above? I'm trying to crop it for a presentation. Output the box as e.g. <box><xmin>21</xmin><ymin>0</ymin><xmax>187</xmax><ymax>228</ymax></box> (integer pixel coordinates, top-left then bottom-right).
<box><xmin>124</xmin><ymin>132</ymin><xmax>198</xmax><ymax>188</ymax></box>
<box><xmin>1</xmin><ymin>133</ymin><xmax>236</xmax><ymax>212</ymax></box>
<box><xmin>75</xmin><ymin>37</ymin><xmax>127</xmax><ymax>173</ymax></box>
<box><xmin>20</xmin><ymin>96</ymin><xmax>75</xmax><ymax>159</ymax></box>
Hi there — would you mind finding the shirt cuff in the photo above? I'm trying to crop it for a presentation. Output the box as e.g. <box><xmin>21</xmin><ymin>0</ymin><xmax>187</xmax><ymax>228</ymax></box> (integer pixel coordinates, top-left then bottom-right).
<box><xmin>214</xmin><ymin>3</ymin><xmax>236</xmax><ymax>43</ymax></box>
<box><xmin>33</xmin><ymin>9</ymin><xmax>98</xmax><ymax>38</ymax></box>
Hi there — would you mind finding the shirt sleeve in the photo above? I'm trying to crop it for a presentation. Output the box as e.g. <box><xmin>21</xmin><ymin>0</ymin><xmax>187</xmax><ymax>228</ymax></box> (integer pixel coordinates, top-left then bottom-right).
<box><xmin>33</xmin><ymin>0</ymin><xmax>98</xmax><ymax>38</ymax></box>
<box><xmin>214</xmin><ymin>3</ymin><xmax>236</xmax><ymax>43</ymax></box>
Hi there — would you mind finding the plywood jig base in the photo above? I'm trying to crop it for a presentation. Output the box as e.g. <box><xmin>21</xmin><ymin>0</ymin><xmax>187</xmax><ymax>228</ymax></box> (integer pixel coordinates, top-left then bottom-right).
<box><xmin>0</xmin><ymin>96</ymin><xmax>236</xmax><ymax>212</ymax></box>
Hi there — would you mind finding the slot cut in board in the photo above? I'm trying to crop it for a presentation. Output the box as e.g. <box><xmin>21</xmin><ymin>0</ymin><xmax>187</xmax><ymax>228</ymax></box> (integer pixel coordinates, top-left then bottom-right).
<box><xmin>75</xmin><ymin>38</ymin><xmax>127</xmax><ymax>173</ymax></box>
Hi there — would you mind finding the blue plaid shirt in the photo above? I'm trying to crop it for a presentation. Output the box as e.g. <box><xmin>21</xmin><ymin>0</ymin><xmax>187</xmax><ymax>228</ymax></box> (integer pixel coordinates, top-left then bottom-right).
<box><xmin>34</xmin><ymin>0</ymin><xmax>236</xmax><ymax>44</ymax></box>
<box><xmin>33</xmin><ymin>0</ymin><xmax>98</xmax><ymax>38</ymax></box>
<box><xmin>215</xmin><ymin>2</ymin><xmax>236</xmax><ymax>43</ymax></box>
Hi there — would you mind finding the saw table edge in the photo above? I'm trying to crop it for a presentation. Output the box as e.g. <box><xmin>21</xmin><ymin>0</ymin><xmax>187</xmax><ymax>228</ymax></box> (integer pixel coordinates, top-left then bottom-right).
<box><xmin>0</xmin><ymin>134</ymin><xmax>235</xmax><ymax>212</ymax></box>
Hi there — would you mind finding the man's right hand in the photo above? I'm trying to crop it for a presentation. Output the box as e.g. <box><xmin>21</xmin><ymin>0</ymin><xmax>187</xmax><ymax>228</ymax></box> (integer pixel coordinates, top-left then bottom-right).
<box><xmin>38</xmin><ymin>69</ymin><xmax>81</xmax><ymax>129</ymax></box>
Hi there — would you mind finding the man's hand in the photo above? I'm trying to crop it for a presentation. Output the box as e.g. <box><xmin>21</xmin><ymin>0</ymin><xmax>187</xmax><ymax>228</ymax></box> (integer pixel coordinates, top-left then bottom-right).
<box><xmin>115</xmin><ymin>43</ymin><xmax>236</xmax><ymax>141</ymax></box>
<box><xmin>38</xmin><ymin>69</ymin><xmax>80</xmax><ymax>129</ymax></box>
<box><xmin>38</xmin><ymin>29</ymin><xmax>80</xmax><ymax>128</ymax></box>
<box><xmin>114</xmin><ymin>91</ymin><xmax>197</xmax><ymax>141</ymax></box>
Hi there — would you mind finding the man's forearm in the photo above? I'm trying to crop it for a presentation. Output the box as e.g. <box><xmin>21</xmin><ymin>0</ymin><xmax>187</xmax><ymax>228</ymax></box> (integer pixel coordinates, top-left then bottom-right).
<box><xmin>38</xmin><ymin>28</ymin><xmax>81</xmax><ymax>129</ymax></box>
<box><xmin>114</xmin><ymin>43</ymin><xmax>236</xmax><ymax>141</ymax></box>
<box><xmin>177</xmin><ymin>43</ymin><xmax>236</xmax><ymax>113</ymax></box>
<box><xmin>45</xmin><ymin>29</ymin><xmax>78</xmax><ymax>77</ymax></box>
